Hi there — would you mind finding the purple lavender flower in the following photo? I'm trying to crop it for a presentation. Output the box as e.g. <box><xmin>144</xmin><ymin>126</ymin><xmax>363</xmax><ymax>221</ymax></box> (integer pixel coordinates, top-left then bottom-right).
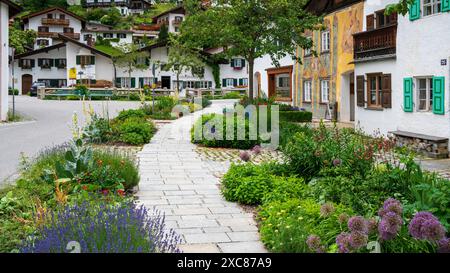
<box><xmin>336</xmin><ymin>232</ymin><xmax>351</xmax><ymax>253</ymax></box>
<box><xmin>21</xmin><ymin>200</ymin><xmax>182</xmax><ymax>253</ymax></box>
<box><xmin>348</xmin><ymin>231</ymin><xmax>368</xmax><ymax>250</ymax></box>
<box><xmin>348</xmin><ymin>216</ymin><xmax>368</xmax><ymax>234</ymax></box>
<box><xmin>239</xmin><ymin>151</ymin><xmax>251</xmax><ymax>162</ymax></box>
<box><xmin>378</xmin><ymin>212</ymin><xmax>403</xmax><ymax>241</ymax></box>
<box><xmin>438</xmin><ymin>238</ymin><xmax>450</xmax><ymax>253</ymax></box>
<box><xmin>408</xmin><ymin>212</ymin><xmax>446</xmax><ymax>242</ymax></box>
<box><xmin>332</xmin><ymin>158</ymin><xmax>342</xmax><ymax>167</ymax></box>
<box><xmin>252</xmin><ymin>145</ymin><xmax>262</xmax><ymax>155</ymax></box>
<box><xmin>320</xmin><ymin>203</ymin><xmax>335</xmax><ymax>217</ymax></box>
<box><xmin>306</xmin><ymin>235</ymin><xmax>324</xmax><ymax>253</ymax></box>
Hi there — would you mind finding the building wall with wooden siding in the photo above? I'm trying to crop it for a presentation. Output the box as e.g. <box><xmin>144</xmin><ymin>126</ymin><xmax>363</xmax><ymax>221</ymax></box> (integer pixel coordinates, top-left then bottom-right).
<box><xmin>295</xmin><ymin>1</ymin><xmax>363</xmax><ymax>120</ymax></box>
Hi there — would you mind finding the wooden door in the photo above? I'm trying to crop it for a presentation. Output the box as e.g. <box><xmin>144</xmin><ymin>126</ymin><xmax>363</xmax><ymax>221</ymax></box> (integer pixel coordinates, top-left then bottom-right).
<box><xmin>22</xmin><ymin>74</ymin><xmax>33</xmax><ymax>95</ymax></box>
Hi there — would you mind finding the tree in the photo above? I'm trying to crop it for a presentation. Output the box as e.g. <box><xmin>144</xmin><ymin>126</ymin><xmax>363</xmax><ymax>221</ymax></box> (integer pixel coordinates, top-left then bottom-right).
<box><xmin>17</xmin><ymin>0</ymin><xmax>67</xmax><ymax>12</ymax></box>
<box><xmin>158</xmin><ymin>24</ymin><xmax>169</xmax><ymax>43</ymax></box>
<box><xmin>114</xmin><ymin>44</ymin><xmax>150</xmax><ymax>90</ymax></box>
<box><xmin>165</xmin><ymin>37</ymin><xmax>206</xmax><ymax>96</ymax></box>
<box><xmin>386</xmin><ymin>0</ymin><xmax>415</xmax><ymax>15</ymax></box>
<box><xmin>180</xmin><ymin>0</ymin><xmax>321</xmax><ymax>98</ymax></box>
<box><xmin>100</xmin><ymin>8</ymin><xmax>122</xmax><ymax>27</ymax></box>
<box><xmin>9</xmin><ymin>27</ymin><xmax>37</xmax><ymax>54</ymax></box>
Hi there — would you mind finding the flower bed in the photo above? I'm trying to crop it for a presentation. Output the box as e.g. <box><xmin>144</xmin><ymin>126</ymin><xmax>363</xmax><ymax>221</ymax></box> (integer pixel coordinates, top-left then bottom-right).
<box><xmin>220</xmin><ymin>124</ymin><xmax>450</xmax><ymax>253</ymax></box>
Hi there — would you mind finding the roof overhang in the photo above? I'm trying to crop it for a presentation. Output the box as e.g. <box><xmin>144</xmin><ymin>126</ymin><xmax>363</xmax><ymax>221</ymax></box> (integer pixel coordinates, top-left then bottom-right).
<box><xmin>0</xmin><ymin>0</ymin><xmax>22</xmax><ymax>17</ymax></box>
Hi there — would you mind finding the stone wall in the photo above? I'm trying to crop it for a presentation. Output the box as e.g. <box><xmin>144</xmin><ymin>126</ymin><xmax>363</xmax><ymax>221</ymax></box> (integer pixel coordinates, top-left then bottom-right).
<box><xmin>394</xmin><ymin>135</ymin><xmax>449</xmax><ymax>159</ymax></box>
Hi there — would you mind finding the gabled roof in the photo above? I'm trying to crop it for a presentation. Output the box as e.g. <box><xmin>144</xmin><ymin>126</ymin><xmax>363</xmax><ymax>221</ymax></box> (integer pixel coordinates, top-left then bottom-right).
<box><xmin>305</xmin><ymin>0</ymin><xmax>363</xmax><ymax>15</ymax></box>
<box><xmin>152</xmin><ymin>6</ymin><xmax>185</xmax><ymax>22</ymax></box>
<box><xmin>21</xmin><ymin>7</ymin><xmax>86</xmax><ymax>23</ymax></box>
<box><xmin>139</xmin><ymin>41</ymin><xmax>169</xmax><ymax>52</ymax></box>
<box><xmin>0</xmin><ymin>0</ymin><xmax>22</xmax><ymax>17</ymax></box>
<box><xmin>14</xmin><ymin>34</ymin><xmax>112</xmax><ymax>59</ymax></box>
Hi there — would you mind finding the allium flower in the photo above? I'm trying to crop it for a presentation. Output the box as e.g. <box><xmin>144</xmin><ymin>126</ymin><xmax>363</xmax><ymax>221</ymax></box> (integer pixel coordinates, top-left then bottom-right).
<box><xmin>348</xmin><ymin>231</ymin><xmax>368</xmax><ymax>249</ymax></box>
<box><xmin>408</xmin><ymin>212</ymin><xmax>446</xmax><ymax>242</ymax></box>
<box><xmin>379</xmin><ymin>198</ymin><xmax>403</xmax><ymax>217</ymax></box>
<box><xmin>348</xmin><ymin>216</ymin><xmax>368</xmax><ymax>234</ymax></box>
<box><xmin>320</xmin><ymin>203</ymin><xmax>335</xmax><ymax>217</ymax></box>
<box><xmin>239</xmin><ymin>151</ymin><xmax>251</xmax><ymax>162</ymax></box>
<box><xmin>338</xmin><ymin>213</ymin><xmax>349</xmax><ymax>224</ymax></box>
<box><xmin>306</xmin><ymin>235</ymin><xmax>324</xmax><ymax>253</ymax></box>
<box><xmin>252</xmin><ymin>145</ymin><xmax>262</xmax><ymax>155</ymax></box>
<box><xmin>438</xmin><ymin>238</ymin><xmax>450</xmax><ymax>253</ymax></box>
<box><xmin>336</xmin><ymin>232</ymin><xmax>351</xmax><ymax>253</ymax></box>
<box><xmin>367</xmin><ymin>218</ymin><xmax>378</xmax><ymax>235</ymax></box>
<box><xmin>378</xmin><ymin>212</ymin><xmax>402</xmax><ymax>241</ymax></box>
<box><xmin>332</xmin><ymin>158</ymin><xmax>342</xmax><ymax>166</ymax></box>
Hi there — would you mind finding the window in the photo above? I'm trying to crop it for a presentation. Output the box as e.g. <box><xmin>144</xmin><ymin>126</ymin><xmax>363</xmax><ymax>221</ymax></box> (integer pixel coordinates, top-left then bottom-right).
<box><xmin>55</xmin><ymin>59</ymin><xmax>67</xmax><ymax>69</ymax></box>
<box><xmin>224</xmin><ymin>78</ymin><xmax>235</xmax><ymax>87</ymax></box>
<box><xmin>59</xmin><ymin>14</ymin><xmax>65</xmax><ymax>20</ymax></box>
<box><xmin>231</xmin><ymin>58</ymin><xmax>245</xmax><ymax>69</ymax></box>
<box><xmin>37</xmin><ymin>39</ymin><xmax>49</xmax><ymax>47</ymax></box>
<box><xmin>375</xmin><ymin>9</ymin><xmax>398</xmax><ymax>28</ymax></box>
<box><xmin>304</xmin><ymin>37</ymin><xmax>313</xmax><ymax>56</ymax></box>
<box><xmin>275</xmin><ymin>74</ymin><xmax>291</xmax><ymax>98</ymax></box>
<box><xmin>423</xmin><ymin>0</ymin><xmax>441</xmax><ymax>16</ymax></box>
<box><xmin>417</xmin><ymin>78</ymin><xmax>433</xmax><ymax>111</ymax></box>
<box><xmin>103</xmin><ymin>33</ymin><xmax>113</xmax><ymax>38</ymax></box>
<box><xmin>119</xmin><ymin>78</ymin><xmax>132</xmax><ymax>88</ymax></box>
<box><xmin>84</xmin><ymin>34</ymin><xmax>92</xmax><ymax>41</ymax></box>
<box><xmin>136</xmin><ymin>57</ymin><xmax>148</xmax><ymax>66</ymax></box>
<box><xmin>174</xmin><ymin>27</ymin><xmax>180</xmax><ymax>32</ymax></box>
<box><xmin>303</xmin><ymin>80</ymin><xmax>312</xmax><ymax>102</ymax></box>
<box><xmin>20</xmin><ymin>59</ymin><xmax>34</xmax><ymax>69</ymax></box>
<box><xmin>367</xmin><ymin>74</ymin><xmax>383</xmax><ymax>107</ymax></box>
<box><xmin>39</xmin><ymin>59</ymin><xmax>52</xmax><ymax>69</ymax></box>
<box><xmin>77</xmin><ymin>55</ymin><xmax>95</xmax><ymax>67</ymax></box>
<box><xmin>117</xmin><ymin>33</ymin><xmax>127</xmax><ymax>39</ymax></box>
<box><xmin>47</xmin><ymin>14</ymin><xmax>53</xmax><ymax>19</ymax></box>
<box><xmin>38</xmin><ymin>26</ymin><xmax>49</xmax><ymax>33</ymax></box>
<box><xmin>321</xmin><ymin>31</ymin><xmax>330</xmax><ymax>52</ymax></box>
<box><xmin>320</xmin><ymin>80</ymin><xmax>330</xmax><ymax>103</ymax></box>
<box><xmin>63</xmin><ymin>27</ymin><xmax>74</xmax><ymax>34</ymax></box>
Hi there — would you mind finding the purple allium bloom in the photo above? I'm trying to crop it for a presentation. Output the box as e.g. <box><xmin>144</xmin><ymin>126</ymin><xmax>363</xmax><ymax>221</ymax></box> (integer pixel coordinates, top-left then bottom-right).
<box><xmin>320</xmin><ymin>203</ymin><xmax>335</xmax><ymax>217</ymax></box>
<box><xmin>252</xmin><ymin>145</ymin><xmax>262</xmax><ymax>155</ymax></box>
<box><xmin>367</xmin><ymin>218</ymin><xmax>378</xmax><ymax>235</ymax></box>
<box><xmin>379</xmin><ymin>198</ymin><xmax>403</xmax><ymax>217</ymax></box>
<box><xmin>348</xmin><ymin>216</ymin><xmax>369</xmax><ymax>234</ymax></box>
<box><xmin>239</xmin><ymin>151</ymin><xmax>251</xmax><ymax>162</ymax></box>
<box><xmin>338</xmin><ymin>213</ymin><xmax>349</xmax><ymax>224</ymax></box>
<box><xmin>306</xmin><ymin>235</ymin><xmax>324</xmax><ymax>253</ymax></box>
<box><xmin>438</xmin><ymin>238</ymin><xmax>450</xmax><ymax>253</ymax></box>
<box><xmin>336</xmin><ymin>232</ymin><xmax>351</xmax><ymax>253</ymax></box>
<box><xmin>348</xmin><ymin>231</ymin><xmax>368</xmax><ymax>250</ymax></box>
<box><xmin>408</xmin><ymin>212</ymin><xmax>446</xmax><ymax>242</ymax></box>
<box><xmin>378</xmin><ymin>212</ymin><xmax>403</xmax><ymax>241</ymax></box>
<box><xmin>21</xmin><ymin>201</ymin><xmax>182</xmax><ymax>253</ymax></box>
<box><xmin>332</xmin><ymin>158</ymin><xmax>342</xmax><ymax>167</ymax></box>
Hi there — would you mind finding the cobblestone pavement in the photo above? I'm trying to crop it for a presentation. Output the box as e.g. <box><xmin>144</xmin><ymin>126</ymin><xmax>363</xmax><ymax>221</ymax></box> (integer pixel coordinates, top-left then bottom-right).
<box><xmin>136</xmin><ymin>100</ymin><xmax>267</xmax><ymax>253</ymax></box>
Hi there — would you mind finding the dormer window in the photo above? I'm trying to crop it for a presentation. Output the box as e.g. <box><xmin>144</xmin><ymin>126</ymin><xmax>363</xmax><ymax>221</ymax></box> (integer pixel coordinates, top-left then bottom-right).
<box><xmin>60</xmin><ymin>14</ymin><xmax>65</xmax><ymax>20</ymax></box>
<box><xmin>47</xmin><ymin>14</ymin><xmax>53</xmax><ymax>19</ymax></box>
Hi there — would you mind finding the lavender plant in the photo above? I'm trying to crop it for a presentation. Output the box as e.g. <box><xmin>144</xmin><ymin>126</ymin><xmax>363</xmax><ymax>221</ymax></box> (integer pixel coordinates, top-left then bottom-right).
<box><xmin>21</xmin><ymin>201</ymin><xmax>182</xmax><ymax>253</ymax></box>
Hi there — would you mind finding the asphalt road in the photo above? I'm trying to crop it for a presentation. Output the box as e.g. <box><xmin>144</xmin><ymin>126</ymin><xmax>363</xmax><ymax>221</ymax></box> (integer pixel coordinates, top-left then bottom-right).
<box><xmin>0</xmin><ymin>96</ymin><xmax>140</xmax><ymax>186</ymax></box>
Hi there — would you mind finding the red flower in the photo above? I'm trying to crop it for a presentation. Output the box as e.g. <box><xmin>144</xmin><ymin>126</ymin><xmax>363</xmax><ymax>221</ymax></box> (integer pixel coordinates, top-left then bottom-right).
<box><xmin>82</xmin><ymin>185</ymin><xmax>88</xmax><ymax>191</ymax></box>
<box><xmin>117</xmin><ymin>189</ymin><xmax>125</xmax><ymax>197</ymax></box>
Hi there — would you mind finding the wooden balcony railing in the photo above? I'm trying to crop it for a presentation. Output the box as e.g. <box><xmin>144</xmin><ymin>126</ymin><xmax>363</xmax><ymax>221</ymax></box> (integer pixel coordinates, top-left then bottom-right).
<box><xmin>42</xmin><ymin>18</ymin><xmax>70</xmax><ymax>26</ymax></box>
<box><xmin>38</xmin><ymin>32</ymin><xmax>80</xmax><ymax>40</ymax></box>
<box><xmin>63</xmin><ymin>33</ymin><xmax>80</xmax><ymax>40</ymax></box>
<box><xmin>353</xmin><ymin>24</ymin><xmax>397</xmax><ymax>60</ymax></box>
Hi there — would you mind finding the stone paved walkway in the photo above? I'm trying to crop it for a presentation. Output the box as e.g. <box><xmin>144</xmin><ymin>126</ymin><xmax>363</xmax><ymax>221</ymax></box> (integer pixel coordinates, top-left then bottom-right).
<box><xmin>136</xmin><ymin>100</ymin><xmax>267</xmax><ymax>253</ymax></box>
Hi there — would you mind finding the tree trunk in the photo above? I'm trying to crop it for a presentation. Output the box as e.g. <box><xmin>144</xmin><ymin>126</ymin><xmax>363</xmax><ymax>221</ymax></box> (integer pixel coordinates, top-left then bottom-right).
<box><xmin>248</xmin><ymin>57</ymin><xmax>255</xmax><ymax>99</ymax></box>
<box><xmin>176</xmin><ymin>71</ymin><xmax>180</xmax><ymax>97</ymax></box>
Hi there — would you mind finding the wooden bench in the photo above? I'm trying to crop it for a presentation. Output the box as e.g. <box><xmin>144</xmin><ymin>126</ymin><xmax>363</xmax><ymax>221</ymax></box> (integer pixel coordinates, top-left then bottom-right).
<box><xmin>390</xmin><ymin>130</ymin><xmax>449</xmax><ymax>159</ymax></box>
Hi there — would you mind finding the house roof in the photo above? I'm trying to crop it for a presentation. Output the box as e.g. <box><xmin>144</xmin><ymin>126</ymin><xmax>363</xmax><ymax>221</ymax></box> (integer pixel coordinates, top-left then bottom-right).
<box><xmin>15</xmin><ymin>34</ymin><xmax>112</xmax><ymax>59</ymax></box>
<box><xmin>152</xmin><ymin>6</ymin><xmax>185</xmax><ymax>22</ymax></box>
<box><xmin>139</xmin><ymin>41</ymin><xmax>169</xmax><ymax>52</ymax></box>
<box><xmin>0</xmin><ymin>0</ymin><xmax>22</xmax><ymax>17</ymax></box>
<box><xmin>21</xmin><ymin>7</ymin><xmax>86</xmax><ymax>23</ymax></box>
<box><xmin>82</xmin><ymin>29</ymin><xmax>134</xmax><ymax>34</ymax></box>
<box><xmin>305</xmin><ymin>0</ymin><xmax>363</xmax><ymax>15</ymax></box>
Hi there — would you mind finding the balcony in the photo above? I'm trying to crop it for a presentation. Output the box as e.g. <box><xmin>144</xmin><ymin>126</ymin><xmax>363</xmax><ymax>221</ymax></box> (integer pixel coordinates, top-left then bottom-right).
<box><xmin>353</xmin><ymin>24</ymin><xmax>397</xmax><ymax>61</ymax></box>
<box><xmin>38</xmin><ymin>32</ymin><xmax>80</xmax><ymax>40</ymax></box>
<box><xmin>42</xmin><ymin>18</ymin><xmax>70</xmax><ymax>26</ymax></box>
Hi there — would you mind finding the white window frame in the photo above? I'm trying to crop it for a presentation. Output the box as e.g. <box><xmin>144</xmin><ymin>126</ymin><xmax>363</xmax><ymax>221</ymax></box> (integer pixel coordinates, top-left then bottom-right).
<box><xmin>416</xmin><ymin>77</ymin><xmax>434</xmax><ymax>112</ymax></box>
<box><xmin>320</xmin><ymin>80</ymin><xmax>330</xmax><ymax>103</ymax></box>
<box><xmin>120</xmin><ymin>77</ymin><xmax>132</xmax><ymax>88</ymax></box>
<box><xmin>321</xmin><ymin>31</ymin><xmax>330</xmax><ymax>52</ymax></box>
<box><xmin>233</xmin><ymin>58</ymin><xmax>243</xmax><ymax>68</ymax></box>
<box><xmin>225</xmin><ymin>78</ymin><xmax>234</xmax><ymax>87</ymax></box>
<box><xmin>304</xmin><ymin>80</ymin><xmax>312</xmax><ymax>102</ymax></box>
<box><xmin>422</xmin><ymin>0</ymin><xmax>442</xmax><ymax>17</ymax></box>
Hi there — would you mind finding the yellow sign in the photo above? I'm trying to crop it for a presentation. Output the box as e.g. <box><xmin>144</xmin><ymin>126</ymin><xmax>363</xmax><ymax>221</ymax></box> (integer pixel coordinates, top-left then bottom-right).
<box><xmin>69</xmin><ymin>68</ymin><xmax>77</xmax><ymax>80</ymax></box>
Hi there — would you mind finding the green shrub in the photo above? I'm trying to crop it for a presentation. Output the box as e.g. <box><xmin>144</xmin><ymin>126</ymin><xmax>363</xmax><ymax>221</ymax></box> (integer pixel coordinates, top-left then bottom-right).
<box><xmin>8</xmin><ymin>88</ymin><xmax>19</xmax><ymax>95</ymax></box>
<box><xmin>83</xmin><ymin>114</ymin><xmax>113</xmax><ymax>144</ymax></box>
<box><xmin>93</xmin><ymin>151</ymin><xmax>140</xmax><ymax>190</ymax></box>
<box><xmin>279</xmin><ymin>111</ymin><xmax>312</xmax><ymax>123</ymax></box>
<box><xmin>128</xmin><ymin>93</ymin><xmax>140</xmax><ymax>101</ymax></box>
<box><xmin>116</xmin><ymin>109</ymin><xmax>147</xmax><ymax>121</ymax></box>
<box><xmin>223</xmin><ymin>92</ymin><xmax>242</xmax><ymax>99</ymax></box>
<box><xmin>279</xmin><ymin>122</ymin><xmax>312</xmax><ymax>149</ymax></box>
<box><xmin>116</xmin><ymin>118</ymin><xmax>155</xmax><ymax>145</ymax></box>
<box><xmin>259</xmin><ymin>199</ymin><xmax>352</xmax><ymax>253</ymax></box>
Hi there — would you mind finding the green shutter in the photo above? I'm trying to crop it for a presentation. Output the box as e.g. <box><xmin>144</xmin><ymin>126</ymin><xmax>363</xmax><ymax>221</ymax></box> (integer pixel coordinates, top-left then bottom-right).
<box><xmin>131</xmin><ymin>78</ymin><xmax>136</xmax><ymax>88</ymax></box>
<box><xmin>241</xmin><ymin>59</ymin><xmax>246</xmax><ymax>67</ymax></box>
<box><xmin>409</xmin><ymin>0</ymin><xmax>421</xmax><ymax>21</ymax></box>
<box><xmin>222</xmin><ymin>79</ymin><xmax>226</xmax><ymax>87</ymax></box>
<box><xmin>233</xmin><ymin>79</ymin><xmax>238</xmax><ymax>87</ymax></box>
<box><xmin>54</xmin><ymin>59</ymin><xmax>59</xmax><ymax>67</ymax></box>
<box><xmin>116</xmin><ymin>77</ymin><xmax>121</xmax><ymax>87</ymax></box>
<box><xmin>433</xmin><ymin>77</ymin><xmax>445</xmax><ymax>115</ymax></box>
<box><xmin>76</xmin><ymin>56</ymin><xmax>81</xmax><ymax>65</ymax></box>
<box><xmin>443</xmin><ymin>0</ymin><xmax>450</xmax><ymax>12</ymax></box>
<box><xmin>49</xmin><ymin>59</ymin><xmax>54</xmax><ymax>67</ymax></box>
<box><xmin>139</xmin><ymin>78</ymin><xmax>144</xmax><ymax>88</ymax></box>
<box><xmin>230</xmin><ymin>59</ymin><xmax>235</xmax><ymax>68</ymax></box>
<box><xmin>239</xmin><ymin>78</ymin><xmax>243</xmax><ymax>86</ymax></box>
<box><xmin>90</xmin><ymin>56</ymin><xmax>95</xmax><ymax>65</ymax></box>
<box><xmin>403</xmin><ymin>78</ymin><xmax>414</xmax><ymax>112</ymax></box>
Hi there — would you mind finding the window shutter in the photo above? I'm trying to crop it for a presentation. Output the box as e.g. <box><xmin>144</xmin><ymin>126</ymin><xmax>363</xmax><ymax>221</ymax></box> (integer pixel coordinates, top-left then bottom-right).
<box><xmin>433</xmin><ymin>77</ymin><xmax>445</xmax><ymax>115</ymax></box>
<box><xmin>145</xmin><ymin>58</ymin><xmax>150</xmax><ymax>66</ymax></box>
<box><xmin>443</xmin><ymin>0</ymin><xmax>450</xmax><ymax>12</ymax></box>
<box><xmin>90</xmin><ymin>56</ymin><xmax>96</xmax><ymax>65</ymax></box>
<box><xmin>54</xmin><ymin>59</ymin><xmax>59</xmax><ymax>67</ymax></box>
<box><xmin>241</xmin><ymin>59</ymin><xmax>246</xmax><ymax>67</ymax></box>
<box><xmin>230</xmin><ymin>59</ymin><xmax>235</xmax><ymax>68</ymax></box>
<box><xmin>366</xmin><ymin>14</ymin><xmax>375</xmax><ymax>30</ymax></box>
<box><xmin>18</xmin><ymin>59</ymin><xmax>23</xmax><ymax>68</ymax></box>
<box><xmin>208</xmin><ymin>81</ymin><xmax>212</xmax><ymax>88</ymax></box>
<box><xmin>403</xmin><ymin>78</ymin><xmax>413</xmax><ymax>112</ymax></box>
<box><xmin>382</xmin><ymin>74</ymin><xmax>392</xmax><ymax>108</ymax></box>
<box><xmin>31</xmin><ymin>59</ymin><xmax>35</xmax><ymax>67</ymax></box>
<box><xmin>409</xmin><ymin>0</ymin><xmax>421</xmax><ymax>21</ymax></box>
<box><xmin>49</xmin><ymin>59</ymin><xmax>54</xmax><ymax>67</ymax></box>
<box><xmin>116</xmin><ymin>77</ymin><xmax>122</xmax><ymax>88</ymax></box>
<box><xmin>38</xmin><ymin>59</ymin><xmax>43</xmax><ymax>67</ymax></box>
<box><xmin>239</xmin><ymin>78</ymin><xmax>243</xmax><ymax>86</ymax></box>
<box><xmin>139</xmin><ymin>78</ymin><xmax>144</xmax><ymax>88</ymax></box>
<box><xmin>222</xmin><ymin>79</ymin><xmax>226</xmax><ymax>87</ymax></box>
<box><xmin>356</xmin><ymin>76</ymin><xmax>365</xmax><ymax>107</ymax></box>
<box><xmin>233</xmin><ymin>78</ymin><xmax>238</xmax><ymax>87</ymax></box>
<box><xmin>76</xmin><ymin>56</ymin><xmax>81</xmax><ymax>65</ymax></box>
<box><xmin>131</xmin><ymin>78</ymin><xmax>136</xmax><ymax>88</ymax></box>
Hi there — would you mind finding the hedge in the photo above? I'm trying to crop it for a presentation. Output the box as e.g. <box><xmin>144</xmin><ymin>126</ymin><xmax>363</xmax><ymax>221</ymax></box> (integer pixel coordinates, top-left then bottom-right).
<box><xmin>279</xmin><ymin>111</ymin><xmax>312</xmax><ymax>123</ymax></box>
